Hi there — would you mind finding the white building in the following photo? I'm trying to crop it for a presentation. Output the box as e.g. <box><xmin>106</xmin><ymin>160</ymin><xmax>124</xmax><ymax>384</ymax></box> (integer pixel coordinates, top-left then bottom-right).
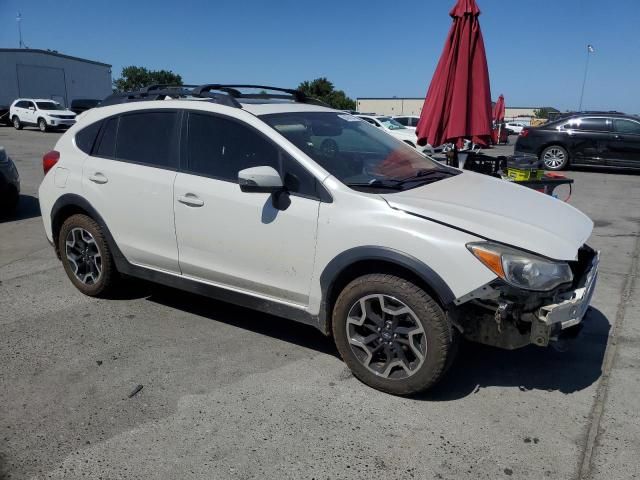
<box><xmin>0</xmin><ymin>48</ymin><xmax>112</xmax><ymax>112</ymax></box>
<box><xmin>356</xmin><ymin>97</ymin><xmax>558</xmax><ymax>124</ymax></box>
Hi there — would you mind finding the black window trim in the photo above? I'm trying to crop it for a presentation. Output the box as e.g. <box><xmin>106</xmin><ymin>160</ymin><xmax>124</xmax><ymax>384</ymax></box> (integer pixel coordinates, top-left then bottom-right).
<box><xmin>90</xmin><ymin>108</ymin><xmax>182</xmax><ymax>172</ymax></box>
<box><xmin>179</xmin><ymin>109</ymin><xmax>332</xmax><ymax>203</ymax></box>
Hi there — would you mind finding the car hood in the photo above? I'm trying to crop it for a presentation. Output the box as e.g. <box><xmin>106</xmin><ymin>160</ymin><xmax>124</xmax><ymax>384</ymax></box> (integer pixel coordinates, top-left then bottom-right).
<box><xmin>41</xmin><ymin>109</ymin><xmax>76</xmax><ymax>116</ymax></box>
<box><xmin>383</xmin><ymin>171</ymin><xmax>593</xmax><ymax>260</ymax></box>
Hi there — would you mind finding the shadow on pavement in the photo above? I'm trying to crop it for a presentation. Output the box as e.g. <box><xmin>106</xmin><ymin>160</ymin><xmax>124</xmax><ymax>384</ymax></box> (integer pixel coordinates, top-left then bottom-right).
<box><xmin>0</xmin><ymin>194</ymin><xmax>40</xmax><ymax>223</ymax></box>
<box><xmin>147</xmin><ymin>285</ymin><xmax>610</xmax><ymax>400</ymax></box>
<box><xmin>147</xmin><ymin>286</ymin><xmax>336</xmax><ymax>356</ymax></box>
<box><xmin>422</xmin><ymin>308</ymin><xmax>610</xmax><ymax>401</ymax></box>
<box><xmin>0</xmin><ymin>451</ymin><xmax>9</xmax><ymax>480</ymax></box>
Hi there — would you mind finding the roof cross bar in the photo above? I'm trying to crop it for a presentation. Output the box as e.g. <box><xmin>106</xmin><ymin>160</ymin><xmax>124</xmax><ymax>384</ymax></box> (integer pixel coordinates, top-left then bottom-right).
<box><xmin>192</xmin><ymin>84</ymin><xmax>329</xmax><ymax>107</ymax></box>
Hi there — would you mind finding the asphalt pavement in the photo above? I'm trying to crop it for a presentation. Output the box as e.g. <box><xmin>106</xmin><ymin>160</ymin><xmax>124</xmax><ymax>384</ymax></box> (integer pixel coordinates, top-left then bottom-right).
<box><xmin>1</xmin><ymin>129</ymin><xmax>638</xmax><ymax>480</ymax></box>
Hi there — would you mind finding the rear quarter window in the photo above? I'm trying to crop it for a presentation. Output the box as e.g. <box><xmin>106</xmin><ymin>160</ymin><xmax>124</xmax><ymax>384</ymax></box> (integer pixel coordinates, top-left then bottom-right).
<box><xmin>75</xmin><ymin>121</ymin><xmax>103</xmax><ymax>154</ymax></box>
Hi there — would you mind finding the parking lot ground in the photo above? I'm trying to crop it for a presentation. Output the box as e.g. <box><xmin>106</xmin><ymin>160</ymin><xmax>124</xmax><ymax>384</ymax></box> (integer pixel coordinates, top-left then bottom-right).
<box><xmin>1</xmin><ymin>127</ymin><xmax>639</xmax><ymax>479</ymax></box>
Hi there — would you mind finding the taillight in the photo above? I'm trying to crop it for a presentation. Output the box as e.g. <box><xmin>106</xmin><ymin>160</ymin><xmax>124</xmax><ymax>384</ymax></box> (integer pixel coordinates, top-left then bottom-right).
<box><xmin>519</xmin><ymin>129</ymin><xmax>530</xmax><ymax>137</ymax></box>
<box><xmin>43</xmin><ymin>150</ymin><xmax>60</xmax><ymax>175</ymax></box>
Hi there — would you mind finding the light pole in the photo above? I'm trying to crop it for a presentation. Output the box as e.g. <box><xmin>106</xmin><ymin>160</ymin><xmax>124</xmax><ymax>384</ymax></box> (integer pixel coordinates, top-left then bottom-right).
<box><xmin>16</xmin><ymin>13</ymin><xmax>24</xmax><ymax>48</ymax></box>
<box><xmin>578</xmin><ymin>44</ymin><xmax>595</xmax><ymax>111</ymax></box>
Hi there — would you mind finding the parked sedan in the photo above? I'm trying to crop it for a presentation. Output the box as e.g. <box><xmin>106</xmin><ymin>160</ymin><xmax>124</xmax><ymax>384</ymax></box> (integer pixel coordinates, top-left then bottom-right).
<box><xmin>515</xmin><ymin>113</ymin><xmax>640</xmax><ymax>170</ymax></box>
<box><xmin>393</xmin><ymin>115</ymin><xmax>420</xmax><ymax>129</ymax></box>
<box><xmin>504</xmin><ymin>122</ymin><xmax>526</xmax><ymax>135</ymax></box>
<box><xmin>356</xmin><ymin>115</ymin><xmax>423</xmax><ymax>151</ymax></box>
<box><xmin>0</xmin><ymin>146</ymin><xmax>20</xmax><ymax>216</ymax></box>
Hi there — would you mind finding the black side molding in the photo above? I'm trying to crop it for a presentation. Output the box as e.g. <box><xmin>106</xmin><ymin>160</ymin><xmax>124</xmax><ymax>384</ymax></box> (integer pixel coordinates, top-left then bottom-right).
<box><xmin>49</xmin><ymin>193</ymin><xmax>321</xmax><ymax>330</ymax></box>
<box><xmin>317</xmin><ymin>246</ymin><xmax>456</xmax><ymax>333</ymax></box>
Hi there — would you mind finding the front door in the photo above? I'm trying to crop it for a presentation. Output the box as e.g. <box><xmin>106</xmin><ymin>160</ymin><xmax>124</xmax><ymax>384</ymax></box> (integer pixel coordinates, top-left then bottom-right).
<box><xmin>609</xmin><ymin>118</ymin><xmax>640</xmax><ymax>167</ymax></box>
<box><xmin>173</xmin><ymin>111</ymin><xmax>320</xmax><ymax>306</ymax></box>
<box><xmin>25</xmin><ymin>101</ymin><xmax>37</xmax><ymax>124</ymax></box>
<box><xmin>82</xmin><ymin>110</ymin><xmax>181</xmax><ymax>273</ymax></box>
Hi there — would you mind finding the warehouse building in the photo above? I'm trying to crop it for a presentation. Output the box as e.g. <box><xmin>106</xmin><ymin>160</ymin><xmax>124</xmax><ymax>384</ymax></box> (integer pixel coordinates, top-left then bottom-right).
<box><xmin>0</xmin><ymin>48</ymin><xmax>112</xmax><ymax>118</ymax></box>
<box><xmin>356</xmin><ymin>97</ymin><xmax>559</xmax><ymax>125</ymax></box>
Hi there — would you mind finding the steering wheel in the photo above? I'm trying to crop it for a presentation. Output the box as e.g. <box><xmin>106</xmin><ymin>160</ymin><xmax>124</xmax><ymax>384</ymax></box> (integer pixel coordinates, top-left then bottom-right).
<box><xmin>319</xmin><ymin>138</ymin><xmax>339</xmax><ymax>158</ymax></box>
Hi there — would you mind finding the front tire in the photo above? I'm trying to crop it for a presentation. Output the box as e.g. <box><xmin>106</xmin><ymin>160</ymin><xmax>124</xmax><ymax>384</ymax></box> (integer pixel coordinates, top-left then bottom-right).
<box><xmin>58</xmin><ymin>214</ymin><xmax>118</xmax><ymax>297</ymax></box>
<box><xmin>541</xmin><ymin>145</ymin><xmax>569</xmax><ymax>170</ymax></box>
<box><xmin>38</xmin><ymin>118</ymin><xmax>49</xmax><ymax>132</ymax></box>
<box><xmin>12</xmin><ymin>116</ymin><xmax>22</xmax><ymax>130</ymax></box>
<box><xmin>332</xmin><ymin>274</ymin><xmax>456</xmax><ymax>395</ymax></box>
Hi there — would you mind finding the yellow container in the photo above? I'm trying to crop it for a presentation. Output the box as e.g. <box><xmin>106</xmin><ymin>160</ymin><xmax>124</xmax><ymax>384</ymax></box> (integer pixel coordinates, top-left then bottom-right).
<box><xmin>507</xmin><ymin>168</ymin><xmax>544</xmax><ymax>181</ymax></box>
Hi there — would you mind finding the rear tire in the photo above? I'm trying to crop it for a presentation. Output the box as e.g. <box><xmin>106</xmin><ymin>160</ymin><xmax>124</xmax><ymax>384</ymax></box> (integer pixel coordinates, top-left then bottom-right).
<box><xmin>332</xmin><ymin>274</ymin><xmax>456</xmax><ymax>395</ymax></box>
<box><xmin>58</xmin><ymin>214</ymin><xmax>118</xmax><ymax>297</ymax></box>
<box><xmin>12</xmin><ymin>116</ymin><xmax>22</xmax><ymax>130</ymax></box>
<box><xmin>38</xmin><ymin>118</ymin><xmax>48</xmax><ymax>132</ymax></box>
<box><xmin>541</xmin><ymin>145</ymin><xmax>569</xmax><ymax>170</ymax></box>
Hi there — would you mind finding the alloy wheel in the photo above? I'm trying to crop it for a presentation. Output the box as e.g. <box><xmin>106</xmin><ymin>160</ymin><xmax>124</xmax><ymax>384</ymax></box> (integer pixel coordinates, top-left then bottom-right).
<box><xmin>543</xmin><ymin>148</ymin><xmax>566</xmax><ymax>169</ymax></box>
<box><xmin>346</xmin><ymin>294</ymin><xmax>426</xmax><ymax>379</ymax></box>
<box><xmin>65</xmin><ymin>227</ymin><xmax>102</xmax><ymax>285</ymax></box>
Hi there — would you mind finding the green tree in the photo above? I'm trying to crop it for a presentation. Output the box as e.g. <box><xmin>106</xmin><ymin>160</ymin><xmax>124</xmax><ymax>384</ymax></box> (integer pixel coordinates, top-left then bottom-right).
<box><xmin>113</xmin><ymin>66</ymin><xmax>183</xmax><ymax>92</ymax></box>
<box><xmin>533</xmin><ymin>107</ymin><xmax>553</xmax><ymax>119</ymax></box>
<box><xmin>298</xmin><ymin>77</ymin><xmax>356</xmax><ymax>110</ymax></box>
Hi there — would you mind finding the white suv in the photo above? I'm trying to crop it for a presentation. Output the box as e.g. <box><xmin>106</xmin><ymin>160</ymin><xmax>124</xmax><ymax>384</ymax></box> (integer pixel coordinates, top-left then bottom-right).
<box><xmin>38</xmin><ymin>85</ymin><xmax>599</xmax><ymax>395</ymax></box>
<box><xmin>10</xmin><ymin>98</ymin><xmax>76</xmax><ymax>132</ymax></box>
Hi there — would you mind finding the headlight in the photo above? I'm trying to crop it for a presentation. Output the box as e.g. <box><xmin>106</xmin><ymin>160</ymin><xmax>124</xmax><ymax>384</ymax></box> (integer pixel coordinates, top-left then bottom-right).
<box><xmin>49</xmin><ymin>114</ymin><xmax>61</xmax><ymax>119</ymax></box>
<box><xmin>467</xmin><ymin>242</ymin><xmax>573</xmax><ymax>291</ymax></box>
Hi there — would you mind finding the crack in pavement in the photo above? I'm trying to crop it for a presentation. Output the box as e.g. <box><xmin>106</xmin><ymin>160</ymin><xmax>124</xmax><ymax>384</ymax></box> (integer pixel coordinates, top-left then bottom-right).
<box><xmin>577</xmin><ymin>223</ymin><xmax>640</xmax><ymax>480</ymax></box>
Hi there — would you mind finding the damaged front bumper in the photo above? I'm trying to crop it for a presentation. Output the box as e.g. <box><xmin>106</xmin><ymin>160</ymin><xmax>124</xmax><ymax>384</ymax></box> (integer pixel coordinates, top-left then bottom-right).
<box><xmin>453</xmin><ymin>246</ymin><xmax>599</xmax><ymax>350</ymax></box>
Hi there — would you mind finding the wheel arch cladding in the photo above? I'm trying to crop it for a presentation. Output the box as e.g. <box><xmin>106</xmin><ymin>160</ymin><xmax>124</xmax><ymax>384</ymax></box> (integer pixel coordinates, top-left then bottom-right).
<box><xmin>318</xmin><ymin>246</ymin><xmax>456</xmax><ymax>335</ymax></box>
<box><xmin>50</xmin><ymin>194</ymin><xmax>125</xmax><ymax>265</ymax></box>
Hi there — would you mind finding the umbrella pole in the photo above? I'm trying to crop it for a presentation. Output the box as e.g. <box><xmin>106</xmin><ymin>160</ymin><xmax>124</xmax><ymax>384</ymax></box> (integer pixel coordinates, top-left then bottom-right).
<box><xmin>446</xmin><ymin>145</ymin><xmax>459</xmax><ymax>168</ymax></box>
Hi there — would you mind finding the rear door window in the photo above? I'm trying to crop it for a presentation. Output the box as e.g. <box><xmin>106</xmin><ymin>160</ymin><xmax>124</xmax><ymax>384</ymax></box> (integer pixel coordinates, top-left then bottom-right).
<box><xmin>614</xmin><ymin>119</ymin><xmax>640</xmax><ymax>135</ymax></box>
<box><xmin>116</xmin><ymin>111</ymin><xmax>179</xmax><ymax>168</ymax></box>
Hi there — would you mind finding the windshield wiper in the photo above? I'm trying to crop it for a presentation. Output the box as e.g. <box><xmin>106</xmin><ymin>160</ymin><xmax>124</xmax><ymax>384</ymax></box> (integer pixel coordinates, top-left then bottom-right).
<box><xmin>396</xmin><ymin>169</ymin><xmax>457</xmax><ymax>185</ymax></box>
<box><xmin>346</xmin><ymin>179</ymin><xmax>403</xmax><ymax>190</ymax></box>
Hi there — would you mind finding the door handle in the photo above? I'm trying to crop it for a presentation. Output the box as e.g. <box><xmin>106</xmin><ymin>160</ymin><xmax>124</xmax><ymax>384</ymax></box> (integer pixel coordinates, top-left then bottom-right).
<box><xmin>177</xmin><ymin>194</ymin><xmax>204</xmax><ymax>207</ymax></box>
<box><xmin>88</xmin><ymin>172</ymin><xmax>108</xmax><ymax>184</ymax></box>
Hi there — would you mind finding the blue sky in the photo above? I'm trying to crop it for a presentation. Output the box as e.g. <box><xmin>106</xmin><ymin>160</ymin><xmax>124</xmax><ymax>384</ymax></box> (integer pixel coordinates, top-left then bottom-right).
<box><xmin>1</xmin><ymin>0</ymin><xmax>639</xmax><ymax>113</ymax></box>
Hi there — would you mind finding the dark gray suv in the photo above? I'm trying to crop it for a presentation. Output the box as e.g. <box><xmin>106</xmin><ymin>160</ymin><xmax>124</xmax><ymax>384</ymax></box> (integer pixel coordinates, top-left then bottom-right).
<box><xmin>515</xmin><ymin>112</ymin><xmax>640</xmax><ymax>170</ymax></box>
<box><xmin>0</xmin><ymin>146</ymin><xmax>20</xmax><ymax>216</ymax></box>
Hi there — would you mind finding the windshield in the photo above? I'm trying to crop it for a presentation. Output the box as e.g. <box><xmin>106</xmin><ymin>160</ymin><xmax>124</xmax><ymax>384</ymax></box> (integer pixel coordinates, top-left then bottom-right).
<box><xmin>261</xmin><ymin>112</ymin><xmax>455</xmax><ymax>192</ymax></box>
<box><xmin>377</xmin><ymin>117</ymin><xmax>407</xmax><ymax>130</ymax></box>
<box><xmin>36</xmin><ymin>102</ymin><xmax>64</xmax><ymax>111</ymax></box>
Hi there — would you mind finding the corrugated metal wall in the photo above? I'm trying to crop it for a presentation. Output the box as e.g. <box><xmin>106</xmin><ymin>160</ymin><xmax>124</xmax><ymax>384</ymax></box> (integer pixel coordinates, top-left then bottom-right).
<box><xmin>0</xmin><ymin>50</ymin><xmax>112</xmax><ymax>108</ymax></box>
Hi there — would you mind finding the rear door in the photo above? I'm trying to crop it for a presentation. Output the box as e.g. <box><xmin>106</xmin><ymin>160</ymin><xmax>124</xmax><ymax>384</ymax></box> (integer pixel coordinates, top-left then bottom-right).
<box><xmin>609</xmin><ymin>118</ymin><xmax>640</xmax><ymax>167</ymax></box>
<box><xmin>82</xmin><ymin>109</ymin><xmax>181</xmax><ymax>273</ymax></box>
<box><xmin>564</xmin><ymin>117</ymin><xmax>613</xmax><ymax>165</ymax></box>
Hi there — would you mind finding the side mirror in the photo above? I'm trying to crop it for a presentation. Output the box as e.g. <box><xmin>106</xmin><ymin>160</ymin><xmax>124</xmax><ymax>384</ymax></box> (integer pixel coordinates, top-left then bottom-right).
<box><xmin>238</xmin><ymin>166</ymin><xmax>283</xmax><ymax>193</ymax></box>
<box><xmin>29</xmin><ymin>106</ymin><xmax>35</xmax><ymax>111</ymax></box>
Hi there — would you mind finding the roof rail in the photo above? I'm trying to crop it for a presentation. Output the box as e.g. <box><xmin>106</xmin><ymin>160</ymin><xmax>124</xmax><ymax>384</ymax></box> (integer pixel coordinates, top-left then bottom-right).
<box><xmin>100</xmin><ymin>86</ymin><xmax>241</xmax><ymax>108</ymax></box>
<box><xmin>99</xmin><ymin>84</ymin><xmax>328</xmax><ymax>109</ymax></box>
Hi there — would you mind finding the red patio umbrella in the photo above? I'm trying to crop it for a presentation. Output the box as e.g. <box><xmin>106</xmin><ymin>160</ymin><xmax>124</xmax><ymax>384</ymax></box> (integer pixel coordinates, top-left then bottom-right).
<box><xmin>493</xmin><ymin>94</ymin><xmax>505</xmax><ymax>123</ymax></box>
<box><xmin>416</xmin><ymin>0</ymin><xmax>493</xmax><ymax>149</ymax></box>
